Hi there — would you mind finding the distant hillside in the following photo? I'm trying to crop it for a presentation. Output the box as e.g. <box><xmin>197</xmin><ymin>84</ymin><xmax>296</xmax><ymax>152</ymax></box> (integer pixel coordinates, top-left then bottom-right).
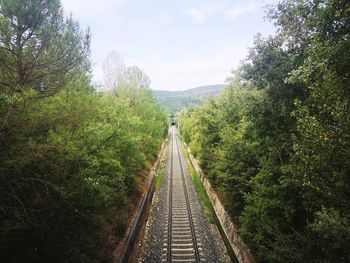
<box><xmin>153</xmin><ymin>84</ymin><xmax>225</xmax><ymax>113</ymax></box>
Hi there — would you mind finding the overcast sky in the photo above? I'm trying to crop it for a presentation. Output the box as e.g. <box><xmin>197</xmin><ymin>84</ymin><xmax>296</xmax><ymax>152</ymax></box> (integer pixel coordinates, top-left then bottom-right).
<box><xmin>61</xmin><ymin>0</ymin><xmax>278</xmax><ymax>91</ymax></box>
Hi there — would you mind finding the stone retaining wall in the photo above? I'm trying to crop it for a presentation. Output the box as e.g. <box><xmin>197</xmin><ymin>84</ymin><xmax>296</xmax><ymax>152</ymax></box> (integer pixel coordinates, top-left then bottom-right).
<box><xmin>186</xmin><ymin>147</ymin><xmax>257</xmax><ymax>263</ymax></box>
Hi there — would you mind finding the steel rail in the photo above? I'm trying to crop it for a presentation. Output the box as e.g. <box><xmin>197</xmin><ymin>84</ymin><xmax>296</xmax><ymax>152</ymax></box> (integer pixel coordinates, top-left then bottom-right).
<box><xmin>166</xmin><ymin>131</ymin><xmax>174</xmax><ymax>262</ymax></box>
<box><xmin>174</xmin><ymin>131</ymin><xmax>200</xmax><ymax>262</ymax></box>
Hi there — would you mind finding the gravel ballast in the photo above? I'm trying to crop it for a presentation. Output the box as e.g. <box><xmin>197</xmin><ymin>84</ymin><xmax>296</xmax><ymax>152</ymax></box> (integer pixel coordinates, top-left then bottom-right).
<box><xmin>138</xmin><ymin>132</ymin><xmax>231</xmax><ymax>262</ymax></box>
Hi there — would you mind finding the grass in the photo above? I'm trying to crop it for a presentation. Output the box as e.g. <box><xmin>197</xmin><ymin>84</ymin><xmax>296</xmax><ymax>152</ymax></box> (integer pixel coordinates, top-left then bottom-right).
<box><xmin>187</xmin><ymin>164</ymin><xmax>216</xmax><ymax>224</ymax></box>
<box><xmin>154</xmin><ymin>166</ymin><xmax>165</xmax><ymax>190</ymax></box>
<box><xmin>179</xmin><ymin>143</ymin><xmax>216</xmax><ymax>223</ymax></box>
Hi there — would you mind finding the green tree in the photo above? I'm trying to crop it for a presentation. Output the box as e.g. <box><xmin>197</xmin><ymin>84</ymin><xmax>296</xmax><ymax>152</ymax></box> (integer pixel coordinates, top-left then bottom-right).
<box><xmin>0</xmin><ymin>1</ymin><xmax>168</xmax><ymax>262</ymax></box>
<box><xmin>180</xmin><ymin>1</ymin><xmax>350</xmax><ymax>261</ymax></box>
<box><xmin>0</xmin><ymin>0</ymin><xmax>90</xmax><ymax>95</ymax></box>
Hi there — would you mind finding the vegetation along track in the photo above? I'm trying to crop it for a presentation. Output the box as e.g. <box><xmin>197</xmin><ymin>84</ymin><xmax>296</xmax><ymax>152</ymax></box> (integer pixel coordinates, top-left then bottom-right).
<box><xmin>162</xmin><ymin>127</ymin><xmax>202</xmax><ymax>262</ymax></box>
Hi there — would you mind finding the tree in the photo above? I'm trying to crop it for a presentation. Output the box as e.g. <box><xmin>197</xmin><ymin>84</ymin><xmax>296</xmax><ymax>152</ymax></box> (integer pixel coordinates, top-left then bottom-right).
<box><xmin>0</xmin><ymin>0</ymin><xmax>90</xmax><ymax>95</ymax></box>
<box><xmin>180</xmin><ymin>1</ymin><xmax>350</xmax><ymax>261</ymax></box>
<box><xmin>102</xmin><ymin>50</ymin><xmax>125</xmax><ymax>91</ymax></box>
<box><xmin>126</xmin><ymin>65</ymin><xmax>151</xmax><ymax>89</ymax></box>
<box><xmin>0</xmin><ymin>1</ymin><xmax>168</xmax><ymax>262</ymax></box>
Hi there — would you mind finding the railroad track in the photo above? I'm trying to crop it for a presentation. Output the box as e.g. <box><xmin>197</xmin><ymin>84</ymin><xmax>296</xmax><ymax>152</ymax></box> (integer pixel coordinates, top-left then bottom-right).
<box><xmin>162</xmin><ymin>127</ymin><xmax>203</xmax><ymax>262</ymax></box>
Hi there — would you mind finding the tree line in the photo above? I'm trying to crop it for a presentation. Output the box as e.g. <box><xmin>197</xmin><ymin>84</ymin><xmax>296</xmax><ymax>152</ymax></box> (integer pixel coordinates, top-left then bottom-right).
<box><xmin>0</xmin><ymin>0</ymin><xmax>168</xmax><ymax>261</ymax></box>
<box><xmin>179</xmin><ymin>0</ymin><xmax>350</xmax><ymax>262</ymax></box>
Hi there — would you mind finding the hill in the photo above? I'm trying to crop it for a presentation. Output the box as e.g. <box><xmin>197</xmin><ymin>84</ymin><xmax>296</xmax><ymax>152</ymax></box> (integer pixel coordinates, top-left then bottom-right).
<box><xmin>153</xmin><ymin>84</ymin><xmax>225</xmax><ymax>113</ymax></box>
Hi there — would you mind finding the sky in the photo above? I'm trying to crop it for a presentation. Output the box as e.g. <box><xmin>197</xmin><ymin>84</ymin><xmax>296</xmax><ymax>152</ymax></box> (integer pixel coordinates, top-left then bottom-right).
<box><xmin>60</xmin><ymin>0</ymin><xmax>279</xmax><ymax>91</ymax></box>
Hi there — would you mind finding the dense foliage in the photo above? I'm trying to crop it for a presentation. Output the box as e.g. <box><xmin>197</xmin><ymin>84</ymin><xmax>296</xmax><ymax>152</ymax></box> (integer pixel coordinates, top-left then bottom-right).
<box><xmin>179</xmin><ymin>0</ymin><xmax>350</xmax><ymax>262</ymax></box>
<box><xmin>0</xmin><ymin>0</ymin><xmax>168</xmax><ymax>262</ymax></box>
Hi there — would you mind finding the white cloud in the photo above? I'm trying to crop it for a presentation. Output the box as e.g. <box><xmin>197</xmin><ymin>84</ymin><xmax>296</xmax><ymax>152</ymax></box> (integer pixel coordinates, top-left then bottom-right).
<box><xmin>184</xmin><ymin>1</ymin><xmax>266</xmax><ymax>24</ymax></box>
<box><xmin>138</xmin><ymin>45</ymin><xmax>247</xmax><ymax>90</ymax></box>
<box><xmin>61</xmin><ymin>0</ymin><xmax>126</xmax><ymax>18</ymax></box>
<box><xmin>60</xmin><ymin>0</ymin><xmax>277</xmax><ymax>91</ymax></box>
<box><xmin>184</xmin><ymin>8</ymin><xmax>205</xmax><ymax>24</ymax></box>
<box><xmin>184</xmin><ymin>1</ymin><xmax>229</xmax><ymax>24</ymax></box>
<box><xmin>226</xmin><ymin>2</ymin><xmax>259</xmax><ymax>20</ymax></box>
